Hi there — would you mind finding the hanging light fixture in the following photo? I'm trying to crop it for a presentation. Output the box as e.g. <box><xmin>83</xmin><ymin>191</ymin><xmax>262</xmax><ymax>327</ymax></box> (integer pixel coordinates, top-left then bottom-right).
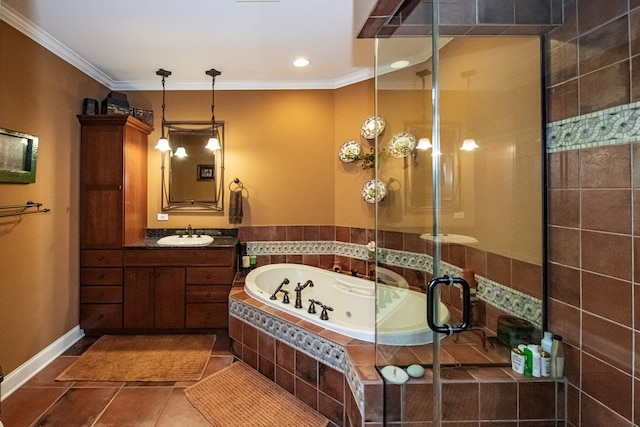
<box><xmin>460</xmin><ymin>69</ymin><xmax>479</xmax><ymax>151</ymax></box>
<box><xmin>416</xmin><ymin>69</ymin><xmax>432</xmax><ymax>151</ymax></box>
<box><xmin>205</xmin><ymin>68</ymin><xmax>222</xmax><ymax>151</ymax></box>
<box><xmin>154</xmin><ymin>69</ymin><xmax>172</xmax><ymax>151</ymax></box>
<box><xmin>460</xmin><ymin>138</ymin><xmax>479</xmax><ymax>151</ymax></box>
<box><xmin>174</xmin><ymin>146</ymin><xmax>188</xmax><ymax>157</ymax></box>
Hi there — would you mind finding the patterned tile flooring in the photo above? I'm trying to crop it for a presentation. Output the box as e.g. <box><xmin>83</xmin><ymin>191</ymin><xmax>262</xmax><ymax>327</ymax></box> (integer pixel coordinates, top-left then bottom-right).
<box><xmin>1</xmin><ymin>332</ymin><xmax>234</xmax><ymax>427</ymax></box>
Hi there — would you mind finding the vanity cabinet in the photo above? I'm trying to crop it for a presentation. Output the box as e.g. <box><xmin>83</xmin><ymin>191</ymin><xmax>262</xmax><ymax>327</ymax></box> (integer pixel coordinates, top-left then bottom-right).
<box><xmin>123</xmin><ymin>248</ymin><xmax>235</xmax><ymax>331</ymax></box>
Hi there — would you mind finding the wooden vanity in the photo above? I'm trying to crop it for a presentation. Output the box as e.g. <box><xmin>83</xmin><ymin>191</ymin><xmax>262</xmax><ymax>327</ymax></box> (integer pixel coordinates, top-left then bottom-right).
<box><xmin>80</xmin><ymin>246</ymin><xmax>236</xmax><ymax>333</ymax></box>
<box><xmin>78</xmin><ymin>114</ymin><xmax>236</xmax><ymax>334</ymax></box>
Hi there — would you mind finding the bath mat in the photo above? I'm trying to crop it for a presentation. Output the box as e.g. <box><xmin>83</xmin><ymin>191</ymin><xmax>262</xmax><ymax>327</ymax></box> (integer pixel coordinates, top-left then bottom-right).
<box><xmin>184</xmin><ymin>361</ymin><xmax>329</xmax><ymax>427</ymax></box>
<box><xmin>56</xmin><ymin>334</ymin><xmax>215</xmax><ymax>382</ymax></box>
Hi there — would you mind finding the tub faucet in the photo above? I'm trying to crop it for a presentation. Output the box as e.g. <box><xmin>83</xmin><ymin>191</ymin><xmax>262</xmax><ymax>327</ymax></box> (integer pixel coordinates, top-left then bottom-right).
<box><xmin>294</xmin><ymin>280</ymin><xmax>314</xmax><ymax>308</ymax></box>
<box><xmin>186</xmin><ymin>224</ymin><xmax>193</xmax><ymax>238</ymax></box>
<box><xmin>308</xmin><ymin>299</ymin><xmax>321</xmax><ymax>314</ymax></box>
<box><xmin>270</xmin><ymin>278</ymin><xmax>290</xmax><ymax>300</ymax></box>
<box><xmin>319</xmin><ymin>303</ymin><xmax>334</xmax><ymax>321</ymax></box>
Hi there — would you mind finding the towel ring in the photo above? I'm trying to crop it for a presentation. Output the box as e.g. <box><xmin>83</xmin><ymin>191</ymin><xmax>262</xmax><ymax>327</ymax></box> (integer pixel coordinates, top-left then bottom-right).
<box><xmin>229</xmin><ymin>178</ymin><xmax>244</xmax><ymax>191</ymax></box>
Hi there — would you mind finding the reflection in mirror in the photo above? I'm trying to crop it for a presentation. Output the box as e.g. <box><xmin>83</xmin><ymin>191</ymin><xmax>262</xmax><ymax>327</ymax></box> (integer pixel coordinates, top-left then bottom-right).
<box><xmin>160</xmin><ymin>121</ymin><xmax>224</xmax><ymax>211</ymax></box>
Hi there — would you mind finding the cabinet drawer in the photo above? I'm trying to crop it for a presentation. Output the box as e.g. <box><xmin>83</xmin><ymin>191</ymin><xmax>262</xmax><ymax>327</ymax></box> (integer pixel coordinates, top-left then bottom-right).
<box><xmin>80</xmin><ymin>286</ymin><xmax>123</xmax><ymax>303</ymax></box>
<box><xmin>81</xmin><ymin>267</ymin><xmax>123</xmax><ymax>285</ymax></box>
<box><xmin>80</xmin><ymin>303</ymin><xmax>122</xmax><ymax>329</ymax></box>
<box><xmin>186</xmin><ymin>285</ymin><xmax>231</xmax><ymax>303</ymax></box>
<box><xmin>186</xmin><ymin>267</ymin><xmax>235</xmax><ymax>285</ymax></box>
<box><xmin>81</xmin><ymin>250</ymin><xmax>123</xmax><ymax>267</ymax></box>
<box><xmin>186</xmin><ymin>303</ymin><xmax>228</xmax><ymax>328</ymax></box>
<box><xmin>124</xmin><ymin>248</ymin><xmax>234</xmax><ymax>267</ymax></box>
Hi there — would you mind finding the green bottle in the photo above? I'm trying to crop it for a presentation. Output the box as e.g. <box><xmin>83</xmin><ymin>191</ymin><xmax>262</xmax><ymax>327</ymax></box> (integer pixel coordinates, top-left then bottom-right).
<box><xmin>522</xmin><ymin>345</ymin><xmax>533</xmax><ymax>377</ymax></box>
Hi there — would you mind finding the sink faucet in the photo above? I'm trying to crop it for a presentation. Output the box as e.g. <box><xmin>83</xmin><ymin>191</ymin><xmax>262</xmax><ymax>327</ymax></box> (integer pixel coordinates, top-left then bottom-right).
<box><xmin>187</xmin><ymin>224</ymin><xmax>193</xmax><ymax>238</ymax></box>
<box><xmin>294</xmin><ymin>280</ymin><xmax>314</xmax><ymax>308</ymax></box>
<box><xmin>270</xmin><ymin>278</ymin><xmax>290</xmax><ymax>300</ymax></box>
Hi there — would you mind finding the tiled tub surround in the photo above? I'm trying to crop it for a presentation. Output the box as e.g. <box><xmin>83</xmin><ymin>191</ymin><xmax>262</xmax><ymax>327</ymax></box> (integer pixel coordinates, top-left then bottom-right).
<box><xmin>229</xmin><ymin>282</ymin><xmax>565</xmax><ymax>425</ymax></box>
<box><xmin>241</xmin><ymin>227</ymin><xmax>543</xmax><ymax>330</ymax></box>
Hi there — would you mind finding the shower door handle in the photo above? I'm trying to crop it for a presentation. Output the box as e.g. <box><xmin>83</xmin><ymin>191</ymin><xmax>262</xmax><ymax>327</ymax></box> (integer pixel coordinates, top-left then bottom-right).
<box><xmin>426</xmin><ymin>275</ymin><xmax>471</xmax><ymax>335</ymax></box>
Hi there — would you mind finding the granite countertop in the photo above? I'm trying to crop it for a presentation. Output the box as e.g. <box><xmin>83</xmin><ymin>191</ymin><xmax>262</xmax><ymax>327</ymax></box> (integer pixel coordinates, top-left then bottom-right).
<box><xmin>126</xmin><ymin>235</ymin><xmax>238</xmax><ymax>249</ymax></box>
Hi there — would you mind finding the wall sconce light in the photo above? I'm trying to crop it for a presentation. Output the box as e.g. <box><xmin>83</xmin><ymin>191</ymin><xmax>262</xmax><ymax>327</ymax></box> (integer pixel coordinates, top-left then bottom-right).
<box><xmin>154</xmin><ymin>68</ymin><xmax>172</xmax><ymax>152</ymax></box>
<box><xmin>204</xmin><ymin>68</ymin><xmax>222</xmax><ymax>151</ymax></box>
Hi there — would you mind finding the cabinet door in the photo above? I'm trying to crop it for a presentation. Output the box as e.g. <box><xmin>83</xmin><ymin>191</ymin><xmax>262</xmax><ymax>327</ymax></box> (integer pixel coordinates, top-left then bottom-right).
<box><xmin>124</xmin><ymin>267</ymin><xmax>154</xmax><ymax>329</ymax></box>
<box><xmin>154</xmin><ymin>267</ymin><xmax>185</xmax><ymax>329</ymax></box>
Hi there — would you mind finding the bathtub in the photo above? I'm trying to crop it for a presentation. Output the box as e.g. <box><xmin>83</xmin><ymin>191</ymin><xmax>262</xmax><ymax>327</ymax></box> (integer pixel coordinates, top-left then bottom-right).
<box><xmin>244</xmin><ymin>263</ymin><xmax>450</xmax><ymax>346</ymax></box>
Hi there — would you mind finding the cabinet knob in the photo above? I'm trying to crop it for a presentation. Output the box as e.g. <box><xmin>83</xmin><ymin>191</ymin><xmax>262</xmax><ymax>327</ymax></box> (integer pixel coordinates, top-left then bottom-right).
<box><xmin>98</xmin><ymin>273</ymin><xmax>105</xmax><ymax>279</ymax></box>
<box><xmin>206</xmin><ymin>274</ymin><xmax>212</xmax><ymax>279</ymax></box>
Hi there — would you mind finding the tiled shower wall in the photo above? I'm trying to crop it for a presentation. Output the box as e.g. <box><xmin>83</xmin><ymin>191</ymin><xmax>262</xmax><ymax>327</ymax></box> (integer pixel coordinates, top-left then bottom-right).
<box><xmin>546</xmin><ymin>0</ymin><xmax>640</xmax><ymax>424</ymax></box>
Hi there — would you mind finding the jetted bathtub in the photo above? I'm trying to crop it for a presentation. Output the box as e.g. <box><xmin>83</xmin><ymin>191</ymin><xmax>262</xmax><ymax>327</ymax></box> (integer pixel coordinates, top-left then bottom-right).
<box><xmin>244</xmin><ymin>263</ymin><xmax>450</xmax><ymax>346</ymax></box>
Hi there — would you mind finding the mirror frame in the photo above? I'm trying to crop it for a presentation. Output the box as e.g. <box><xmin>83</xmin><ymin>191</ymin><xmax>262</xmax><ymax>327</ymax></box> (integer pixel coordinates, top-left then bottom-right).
<box><xmin>160</xmin><ymin>121</ymin><xmax>224</xmax><ymax>212</ymax></box>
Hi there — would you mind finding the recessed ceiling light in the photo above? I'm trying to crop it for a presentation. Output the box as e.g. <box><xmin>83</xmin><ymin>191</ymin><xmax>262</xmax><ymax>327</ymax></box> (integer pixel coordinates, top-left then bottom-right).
<box><xmin>390</xmin><ymin>60</ymin><xmax>410</xmax><ymax>69</ymax></box>
<box><xmin>293</xmin><ymin>58</ymin><xmax>310</xmax><ymax>67</ymax></box>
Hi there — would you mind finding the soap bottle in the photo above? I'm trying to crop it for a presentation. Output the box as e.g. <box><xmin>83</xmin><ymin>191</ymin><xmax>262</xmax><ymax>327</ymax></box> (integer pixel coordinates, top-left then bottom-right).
<box><xmin>541</xmin><ymin>331</ymin><xmax>553</xmax><ymax>353</ymax></box>
<box><xmin>550</xmin><ymin>334</ymin><xmax>565</xmax><ymax>378</ymax></box>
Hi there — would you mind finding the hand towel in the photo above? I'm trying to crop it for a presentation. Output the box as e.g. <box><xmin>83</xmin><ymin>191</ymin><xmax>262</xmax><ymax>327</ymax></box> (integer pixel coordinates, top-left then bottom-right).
<box><xmin>229</xmin><ymin>189</ymin><xmax>243</xmax><ymax>224</ymax></box>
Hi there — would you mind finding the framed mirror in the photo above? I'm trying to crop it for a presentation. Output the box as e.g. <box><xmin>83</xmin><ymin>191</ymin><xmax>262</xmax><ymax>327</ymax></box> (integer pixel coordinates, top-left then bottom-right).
<box><xmin>160</xmin><ymin>121</ymin><xmax>224</xmax><ymax>211</ymax></box>
<box><xmin>0</xmin><ymin>128</ymin><xmax>38</xmax><ymax>184</ymax></box>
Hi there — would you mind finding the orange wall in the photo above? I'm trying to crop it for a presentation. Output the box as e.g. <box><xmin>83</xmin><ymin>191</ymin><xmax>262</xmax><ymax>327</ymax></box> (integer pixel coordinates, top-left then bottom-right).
<box><xmin>126</xmin><ymin>81</ymin><xmax>375</xmax><ymax>230</ymax></box>
<box><xmin>0</xmin><ymin>24</ymin><xmax>109</xmax><ymax>373</ymax></box>
<box><xmin>0</xmin><ymin>22</ymin><xmax>375</xmax><ymax>374</ymax></box>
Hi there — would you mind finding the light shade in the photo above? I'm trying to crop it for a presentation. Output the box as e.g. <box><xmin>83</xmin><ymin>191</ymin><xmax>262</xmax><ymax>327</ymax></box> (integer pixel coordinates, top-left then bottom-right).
<box><xmin>174</xmin><ymin>146</ymin><xmax>188</xmax><ymax>157</ymax></box>
<box><xmin>205</xmin><ymin>136</ymin><xmax>221</xmax><ymax>150</ymax></box>
<box><xmin>416</xmin><ymin>138</ymin><xmax>432</xmax><ymax>150</ymax></box>
<box><xmin>154</xmin><ymin>137</ymin><xmax>171</xmax><ymax>151</ymax></box>
<box><xmin>460</xmin><ymin>138</ymin><xmax>479</xmax><ymax>151</ymax></box>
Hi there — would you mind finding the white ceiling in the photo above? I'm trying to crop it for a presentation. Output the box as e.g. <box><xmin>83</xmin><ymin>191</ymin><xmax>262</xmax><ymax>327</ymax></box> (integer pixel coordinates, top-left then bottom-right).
<box><xmin>1</xmin><ymin>0</ymin><xmax>376</xmax><ymax>90</ymax></box>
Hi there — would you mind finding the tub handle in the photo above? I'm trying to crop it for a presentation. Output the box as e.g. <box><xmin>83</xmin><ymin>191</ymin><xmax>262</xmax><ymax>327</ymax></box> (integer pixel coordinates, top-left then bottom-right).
<box><xmin>426</xmin><ymin>275</ymin><xmax>471</xmax><ymax>336</ymax></box>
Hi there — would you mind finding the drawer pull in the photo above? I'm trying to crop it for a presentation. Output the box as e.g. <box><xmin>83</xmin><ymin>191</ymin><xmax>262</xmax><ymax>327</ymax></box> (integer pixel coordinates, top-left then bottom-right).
<box><xmin>206</xmin><ymin>274</ymin><xmax>212</xmax><ymax>279</ymax></box>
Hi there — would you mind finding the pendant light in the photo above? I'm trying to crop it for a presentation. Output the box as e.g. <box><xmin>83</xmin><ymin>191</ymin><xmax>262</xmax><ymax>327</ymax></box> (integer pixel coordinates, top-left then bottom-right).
<box><xmin>416</xmin><ymin>69</ymin><xmax>432</xmax><ymax>151</ymax></box>
<box><xmin>154</xmin><ymin>69</ymin><xmax>172</xmax><ymax>152</ymax></box>
<box><xmin>460</xmin><ymin>69</ymin><xmax>479</xmax><ymax>151</ymax></box>
<box><xmin>205</xmin><ymin>68</ymin><xmax>222</xmax><ymax>151</ymax></box>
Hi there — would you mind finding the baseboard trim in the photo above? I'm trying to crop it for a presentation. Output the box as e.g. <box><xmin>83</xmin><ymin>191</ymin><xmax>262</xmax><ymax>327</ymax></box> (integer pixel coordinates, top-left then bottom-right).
<box><xmin>1</xmin><ymin>326</ymin><xmax>84</xmax><ymax>400</ymax></box>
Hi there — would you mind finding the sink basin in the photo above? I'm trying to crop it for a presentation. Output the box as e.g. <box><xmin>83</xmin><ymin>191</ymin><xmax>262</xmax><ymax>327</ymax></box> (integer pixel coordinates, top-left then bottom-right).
<box><xmin>157</xmin><ymin>235</ymin><xmax>213</xmax><ymax>247</ymax></box>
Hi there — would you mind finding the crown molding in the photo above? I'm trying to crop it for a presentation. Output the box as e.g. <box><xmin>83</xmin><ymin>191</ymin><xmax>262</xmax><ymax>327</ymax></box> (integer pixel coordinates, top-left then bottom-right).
<box><xmin>1</xmin><ymin>3</ymin><xmax>115</xmax><ymax>88</ymax></box>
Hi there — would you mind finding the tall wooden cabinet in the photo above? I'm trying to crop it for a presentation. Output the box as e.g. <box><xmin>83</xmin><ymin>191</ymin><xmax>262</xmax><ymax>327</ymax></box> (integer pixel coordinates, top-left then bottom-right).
<box><xmin>78</xmin><ymin>115</ymin><xmax>151</xmax><ymax>330</ymax></box>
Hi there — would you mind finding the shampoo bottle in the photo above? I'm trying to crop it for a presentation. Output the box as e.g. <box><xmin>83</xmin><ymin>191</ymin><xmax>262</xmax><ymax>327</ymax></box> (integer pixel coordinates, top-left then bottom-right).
<box><xmin>550</xmin><ymin>335</ymin><xmax>565</xmax><ymax>378</ymax></box>
<box><xmin>541</xmin><ymin>331</ymin><xmax>553</xmax><ymax>353</ymax></box>
<box><xmin>522</xmin><ymin>345</ymin><xmax>533</xmax><ymax>377</ymax></box>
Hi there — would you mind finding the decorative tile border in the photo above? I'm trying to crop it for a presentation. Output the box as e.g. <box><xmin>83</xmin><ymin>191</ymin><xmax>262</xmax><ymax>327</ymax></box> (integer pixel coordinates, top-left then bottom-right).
<box><xmin>228</xmin><ymin>297</ymin><xmax>366</xmax><ymax>413</ymax></box>
<box><xmin>547</xmin><ymin>101</ymin><xmax>640</xmax><ymax>153</ymax></box>
<box><xmin>246</xmin><ymin>241</ymin><xmax>542</xmax><ymax>328</ymax></box>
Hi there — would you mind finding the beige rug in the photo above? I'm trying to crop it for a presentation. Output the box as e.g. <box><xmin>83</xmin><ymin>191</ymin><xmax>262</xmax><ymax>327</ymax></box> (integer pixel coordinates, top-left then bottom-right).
<box><xmin>184</xmin><ymin>361</ymin><xmax>329</xmax><ymax>427</ymax></box>
<box><xmin>56</xmin><ymin>334</ymin><xmax>215</xmax><ymax>382</ymax></box>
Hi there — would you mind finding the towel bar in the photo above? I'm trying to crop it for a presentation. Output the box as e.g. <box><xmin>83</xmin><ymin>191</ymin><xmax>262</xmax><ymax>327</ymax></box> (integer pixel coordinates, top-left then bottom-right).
<box><xmin>0</xmin><ymin>200</ymin><xmax>51</xmax><ymax>218</ymax></box>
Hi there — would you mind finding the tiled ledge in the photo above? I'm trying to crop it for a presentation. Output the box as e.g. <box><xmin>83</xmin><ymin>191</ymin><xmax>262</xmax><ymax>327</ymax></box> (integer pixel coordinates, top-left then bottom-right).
<box><xmin>228</xmin><ymin>286</ymin><xmax>376</xmax><ymax>417</ymax></box>
<box><xmin>228</xmin><ymin>279</ymin><xmax>565</xmax><ymax>425</ymax></box>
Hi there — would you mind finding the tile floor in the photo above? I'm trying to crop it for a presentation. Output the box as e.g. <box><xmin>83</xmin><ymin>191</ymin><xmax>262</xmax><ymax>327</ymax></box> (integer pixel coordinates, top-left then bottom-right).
<box><xmin>1</xmin><ymin>331</ymin><xmax>235</xmax><ymax>427</ymax></box>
